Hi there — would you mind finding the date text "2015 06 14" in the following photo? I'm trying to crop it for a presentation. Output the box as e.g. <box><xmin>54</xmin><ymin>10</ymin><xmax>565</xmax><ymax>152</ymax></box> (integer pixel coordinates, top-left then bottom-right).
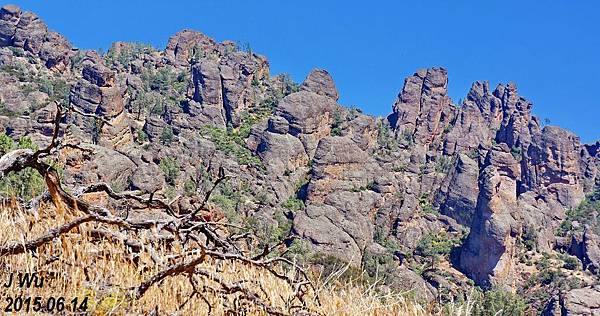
<box><xmin>4</xmin><ymin>296</ymin><xmax>88</xmax><ymax>313</ymax></box>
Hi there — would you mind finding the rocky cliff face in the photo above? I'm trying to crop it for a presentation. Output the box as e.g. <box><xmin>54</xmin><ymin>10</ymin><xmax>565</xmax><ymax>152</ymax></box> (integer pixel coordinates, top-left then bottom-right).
<box><xmin>0</xmin><ymin>5</ymin><xmax>598</xmax><ymax>312</ymax></box>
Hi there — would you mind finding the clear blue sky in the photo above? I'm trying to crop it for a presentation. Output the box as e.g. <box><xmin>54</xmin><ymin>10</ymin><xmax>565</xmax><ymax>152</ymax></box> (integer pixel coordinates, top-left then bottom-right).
<box><xmin>7</xmin><ymin>1</ymin><xmax>600</xmax><ymax>143</ymax></box>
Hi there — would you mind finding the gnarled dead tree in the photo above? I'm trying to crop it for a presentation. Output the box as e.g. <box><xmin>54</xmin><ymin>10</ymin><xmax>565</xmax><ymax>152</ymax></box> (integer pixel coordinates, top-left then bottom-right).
<box><xmin>0</xmin><ymin>101</ymin><xmax>319</xmax><ymax>315</ymax></box>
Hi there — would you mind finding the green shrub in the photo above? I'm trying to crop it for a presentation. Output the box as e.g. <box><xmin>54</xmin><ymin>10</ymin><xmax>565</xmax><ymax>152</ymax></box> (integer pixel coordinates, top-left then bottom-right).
<box><xmin>141</xmin><ymin>67</ymin><xmax>187</xmax><ymax>94</ymax></box>
<box><xmin>109</xmin><ymin>177</ymin><xmax>130</xmax><ymax>193</ymax></box>
<box><xmin>187</xmin><ymin>44</ymin><xmax>206</xmax><ymax>63</ymax></box>
<box><xmin>415</xmin><ymin>231</ymin><xmax>460</xmax><ymax>268</ymax></box>
<box><xmin>255</xmin><ymin>192</ymin><xmax>269</xmax><ymax>205</ymax></box>
<box><xmin>0</xmin><ymin>63</ymin><xmax>29</xmax><ymax>82</ymax></box>
<box><xmin>244</xmin><ymin>211</ymin><xmax>291</xmax><ymax>253</ymax></box>
<box><xmin>8</xmin><ymin>47</ymin><xmax>25</xmax><ymax>57</ymax></box>
<box><xmin>443</xmin><ymin>124</ymin><xmax>453</xmax><ymax>134</ymax></box>
<box><xmin>0</xmin><ymin>100</ymin><xmax>15</xmax><ymax>117</ymax></box>
<box><xmin>377</xmin><ymin>120</ymin><xmax>392</xmax><ymax>148</ymax></box>
<box><xmin>559</xmin><ymin>253</ymin><xmax>580</xmax><ymax>270</ymax></box>
<box><xmin>36</xmin><ymin>75</ymin><xmax>70</xmax><ymax>104</ymax></box>
<box><xmin>330</xmin><ymin>127</ymin><xmax>342</xmax><ymax>137</ymax></box>
<box><xmin>258</xmin><ymin>96</ymin><xmax>279</xmax><ymax>115</ymax></box>
<box><xmin>330</xmin><ymin>109</ymin><xmax>343</xmax><ymax>136</ymax></box>
<box><xmin>282</xmin><ymin>197</ymin><xmax>304</xmax><ymax>212</ymax></box>
<box><xmin>435</xmin><ymin>156</ymin><xmax>454</xmax><ymax>174</ymax></box>
<box><xmin>159</xmin><ymin>156</ymin><xmax>180</xmax><ymax>186</ymax></box>
<box><xmin>467</xmin><ymin>149</ymin><xmax>480</xmax><ymax>159</ymax></box>
<box><xmin>510</xmin><ymin>146</ymin><xmax>522</xmax><ymax>161</ymax></box>
<box><xmin>136</xmin><ymin>128</ymin><xmax>148</xmax><ymax>144</ymax></box>
<box><xmin>520</xmin><ymin>225</ymin><xmax>538</xmax><ymax>252</ymax></box>
<box><xmin>160</xmin><ymin>126</ymin><xmax>174</xmax><ymax>145</ymax></box>
<box><xmin>472</xmin><ymin>288</ymin><xmax>528</xmax><ymax>316</ymax></box>
<box><xmin>0</xmin><ymin>134</ymin><xmax>45</xmax><ymax>200</ymax></box>
<box><xmin>210</xmin><ymin>194</ymin><xmax>237</xmax><ymax>222</ymax></box>
<box><xmin>418</xmin><ymin>194</ymin><xmax>439</xmax><ymax>215</ymax></box>
<box><xmin>310</xmin><ymin>254</ymin><xmax>367</xmax><ymax>285</ymax></box>
<box><xmin>362</xmin><ymin>250</ymin><xmax>395</xmax><ymax>280</ymax></box>
<box><xmin>285</xmin><ymin>239</ymin><xmax>312</xmax><ymax>262</ymax></box>
<box><xmin>400</xmin><ymin>128</ymin><xmax>415</xmax><ymax>146</ymax></box>
<box><xmin>183</xmin><ymin>179</ymin><xmax>196</xmax><ymax>197</ymax></box>
<box><xmin>373</xmin><ymin>227</ymin><xmax>400</xmax><ymax>253</ymax></box>
<box><xmin>104</xmin><ymin>42</ymin><xmax>155</xmax><ymax>68</ymax></box>
<box><xmin>280</xmin><ymin>73</ymin><xmax>299</xmax><ymax>96</ymax></box>
<box><xmin>131</xmin><ymin>92</ymin><xmax>156</xmax><ymax>120</ymax></box>
<box><xmin>200</xmin><ymin>124</ymin><xmax>261</xmax><ymax>166</ymax></box>
<box><xmin>556</xmin><ymin>188</ymin><xmax>600</xmax><ymax>236</ymax></box>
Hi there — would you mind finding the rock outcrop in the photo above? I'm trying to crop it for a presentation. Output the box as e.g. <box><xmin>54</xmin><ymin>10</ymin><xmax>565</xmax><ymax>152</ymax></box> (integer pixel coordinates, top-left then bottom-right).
<box><xmin>165</xmin><ymin>30</ymin><xmax>217</xmax><ymax>66</ymax></box>
<box><xmin>388</xmin><ymin>67</ymin><xmax>455</xmax><ymax>146</ymax></box>
<box><xmin>437</xmin><ymin>153</ymin><xmax>479</xmax><ymax>225</ymax></box>
<box><xmin>300</xmin><ymin>69</ymin><xmax>339</xmax><ymax>101</ymax></box>
<box><xmin>0</xmin><ymin>5</ymin><xmax>599</xmax><ymax>310</ymax></box>
<box><xmin>69</xmin><ymin>59</ymin><xmax>132</xmax><ymax>148</ymax></box>
<box><xmin>0</xmin><ymin>5</ymin><xmax>72</xmax><ymax>71</ymax></box>
<box><xmin>276</xmin><ymin>91</ymin><xmax>337</xmax><ymax>157</ymax></box>
<box><xmin>186</xmin><ymin>43</ymin><xmax>270</xmax><ymax>127</ymax></box>
<box><xmin>459</xmin><ymin>144</ymin><xmax>520</xmax><ymax>287</ymax></box>
<box><xmin>294</xmin><ymin>136</ymin><xmax>384</xmax><ymax>263</ymax></box>
<box><xmin>522</xmin><ymin>126</ymin><xmax>585</xmax><ymax>209</ymax></box>
<box><xmin>543</xmin><ymin>287</ymin><xmax>600</xmax><ymax>316</ymax></box>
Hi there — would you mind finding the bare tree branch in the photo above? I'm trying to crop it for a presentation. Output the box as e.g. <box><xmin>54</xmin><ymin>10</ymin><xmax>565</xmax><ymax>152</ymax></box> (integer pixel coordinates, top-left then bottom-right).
<box><xmin>0</xmin><ymin>213</ymin><xmax>129</xmax><ymax>256</ymax></box>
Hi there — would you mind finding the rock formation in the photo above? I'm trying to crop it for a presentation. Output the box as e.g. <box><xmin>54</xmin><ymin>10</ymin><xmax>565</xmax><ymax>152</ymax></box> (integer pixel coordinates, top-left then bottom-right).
<box><xmin>0</xmin><ymin>5</ymin><xmax>598</xmax><ymax>312</ymax></box>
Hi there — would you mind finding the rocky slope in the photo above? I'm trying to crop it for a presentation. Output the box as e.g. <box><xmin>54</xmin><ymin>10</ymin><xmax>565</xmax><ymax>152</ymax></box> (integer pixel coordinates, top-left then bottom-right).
<box><xmin>1</xmin><ymin>5</ymin><xmax>599</xmax><ymax>314</ymax></box>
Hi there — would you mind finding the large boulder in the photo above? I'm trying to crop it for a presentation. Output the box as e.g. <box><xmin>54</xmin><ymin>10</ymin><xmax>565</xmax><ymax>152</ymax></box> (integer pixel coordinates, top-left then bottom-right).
<box><xmin>131</xmin><ymin>163</ymin><xmax>165</xmax><ymax>193</ymax></box>
<box><xmin>62</xmin><ymin>145</ymin><xmax>136</xmax><ymax>190</ymax></box>
<box><xmin>276</xmin><ymin>91</ymin><xmax>337</xmax><ymax>157</ymax></box>
<box><xmin>300</xmin><ymin>69</ymin><xmax>339</xmax><ymax>101</ymax></box>
<box><xmin>256</xmin><ymin>130</ymin><xmax>308</xmax><ymax>176</ymax></box>
<box><xmin>543</xmin><ymin>287</ymin><xmax>600</xmax><ymax>316</ymax></box>
<box><xmin>294</xmin><ymin>137</ymin><xmax>384</xmax><ymax>264</ymax></box>
<box><xmin>69</xmin><ymin>60</ymin><xmax>131</xmax><ymax>148</ymax></box>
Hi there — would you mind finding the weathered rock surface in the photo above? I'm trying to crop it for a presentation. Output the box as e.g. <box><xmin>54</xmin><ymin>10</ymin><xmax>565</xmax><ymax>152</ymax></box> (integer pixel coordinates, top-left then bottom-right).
<box><xmin>300</xmin><ymin>69</ymin><xmax>339</xmax><ymax>101</ymax></box>
<box><xmin>69</xmin><ymin>60</ymin><xmax>131</xmax><ymax>148</ymax></box>
<box><xmin>437</xmin><ymin>154</ymin><xmax>479</xmax><ymax>225</ymax></box>
<box><xmin>294</xmin><ymin>136</ymin><xmax>384</xmax><ymax>263</ymax></box>
<box><xmin>63</xmin><ymin>145</ymin><xmax>136</xmax><ymax>189</ymax></box>
<box><xmin>388</xmin><ymin>67</ymin><xmax>455</xmax><ymax>146</ymax></box>
<box><xmin>522</xmin><ymin>126</ymin><xmax>585</xmax><ymax>209</ymax></box>
<box><xmin>276</xmin><ymin>91</ymin><xmax>337</xmax><ymax>157</ymax></box>
<box><xmin>0</xmin><ymin>5</ymin><xmax>72</xmax><ymax>71</ymax></box>
<box><xmin>256</xmin><ymin>130</ymin><xmax>308</xmax><ymax>176</ymax></box>
<box><xmin>459</xmin><ymin>144</ymin><xmax>520</xmax><ymax>287</ymax></box>
<box><xmin>0</xmin><ymin>5</ymin><xmax>599</xmax><ymax>309</ymax></box>
<box><xmin>165</xmin><ymin>29</ymin><xmax>217</xmax><ymax>66</ymax></box>
<box><xmin>543</xmin><ymin>287</ymin><xmax>600</xmax><ymax>316</ymax></box>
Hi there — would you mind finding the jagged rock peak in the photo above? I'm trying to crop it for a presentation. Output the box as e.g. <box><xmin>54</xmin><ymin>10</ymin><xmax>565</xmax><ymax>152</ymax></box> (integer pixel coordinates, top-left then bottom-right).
<box><xmin>165</xmin><ymin>29</ymin><xmax>217</xmax><ymax>65</ymax></box>
<box><xmin>82</xmin><ymin>61</ymin><xmax>116</xmax><ymax>87</ymax></box>
<box><xmin>0</xmin><ymin>4</ymin><xmax>73</xmax><ymax>71</ymax></box>
<box><xmin>388</xmin><ymin>67</ymin><xmax>454</xmax><ymax>145</ymax></box>
<box><xmin>300</xmin><ymin>68</ymin><xmax>339</xmax><ymax>101</ymax></box>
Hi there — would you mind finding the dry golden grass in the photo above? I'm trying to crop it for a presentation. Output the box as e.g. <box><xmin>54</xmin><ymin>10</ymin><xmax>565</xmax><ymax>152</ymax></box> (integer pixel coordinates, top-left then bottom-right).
<box><xmin>0</xmin><ymin>200</ymin><xmax>474</xmax><ymax>315</ymax></box>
